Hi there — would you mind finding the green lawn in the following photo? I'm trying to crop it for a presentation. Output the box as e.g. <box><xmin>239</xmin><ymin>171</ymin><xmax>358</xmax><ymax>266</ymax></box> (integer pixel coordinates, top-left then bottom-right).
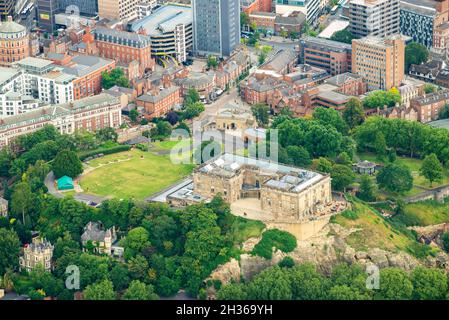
<box><xmin>152</xmin><ymin>139</ymin><xmax>192</xmax><ymax>151</ymax></box>
<box><xmin>230</xmin><ymin>217</ymin><xmax>265</xmax><ymax>245</ymax></box>
<box><xmin>358</xmin><ymin>152</ymin><xmax>449</xmax><ymax>191</ymax></box>
<box><xmin>79</xmin><ymin>149</ymin><xmax>195</xmax><ymax>200</ymax></box>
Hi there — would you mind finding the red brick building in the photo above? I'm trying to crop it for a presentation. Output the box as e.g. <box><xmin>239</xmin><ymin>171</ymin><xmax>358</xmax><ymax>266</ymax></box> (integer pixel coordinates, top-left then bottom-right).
<box><xmin>94</xmin><ymin>27</ymin><xmax>155</xmax><ymax>78</ymax></box>
<box><xmin>136</xmin><ymin>76</ymin><xmax>181</xmax><ymax>119</ymax></box>
<box><xmin>61</xmin><ymin>55</ymin><xmax>116</xmax><ymax>100</ymax></box>
<box><xmin>410</xmin><ymin>91</ymin><xmax>449</xmax><ymax>123</ymax></box>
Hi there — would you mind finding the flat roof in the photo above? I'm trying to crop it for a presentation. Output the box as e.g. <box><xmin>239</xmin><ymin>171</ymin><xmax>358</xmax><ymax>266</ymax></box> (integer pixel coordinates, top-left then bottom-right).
<box><xmin>0</xmin><ymin>67</ymin><xmax>20</xmax><ymax>86</ymax></box>
<box><xmin>318</xmin><ymin>20</ymin><xmax>350</xmax><ymax>39</ymax></box>
<box><xmin>15</xmin><ymin>57</ymin><xmax>54</xmax><ymax>69</ymax></box>
<box><xmin>130</xmin><ymin>4</ymin><xmax>192</xmax><ymax>36</ymax></box>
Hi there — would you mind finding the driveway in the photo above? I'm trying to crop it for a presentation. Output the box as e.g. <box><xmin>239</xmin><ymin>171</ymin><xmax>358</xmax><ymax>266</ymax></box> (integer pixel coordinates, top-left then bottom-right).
<box><xmin>44</xmin><ymin>171</ymin><xmax>63</xmax><ymax>199</ymax></box>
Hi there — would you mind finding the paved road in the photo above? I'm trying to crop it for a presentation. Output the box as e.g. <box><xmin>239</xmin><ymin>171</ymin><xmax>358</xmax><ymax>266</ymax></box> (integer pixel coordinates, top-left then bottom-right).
<box><xmin>44</xmin><ymin>171</ymin><xmax>63</xmax><ymax>199</ymax></box>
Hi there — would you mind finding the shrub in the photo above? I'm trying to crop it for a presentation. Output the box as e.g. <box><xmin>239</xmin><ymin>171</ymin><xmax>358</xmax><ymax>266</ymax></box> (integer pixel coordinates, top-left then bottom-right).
<box><xmin>341</xmin><ymin>210</ymin><xmax>359</xmax><ymax>220</ymax></box>
<box><xmin>278</xmin><ymin>256</ymin><xmax>295</xmax><ymax>268</ymax></box>
<box><xmin>78</xmin><ymin>145</ymin><xmax>131</xmax><ymax>161</ymax></box>
<box><xmin>252</xmin><ymin>229</ymin><xmax>297</xmax><ymax>259</ymax></box>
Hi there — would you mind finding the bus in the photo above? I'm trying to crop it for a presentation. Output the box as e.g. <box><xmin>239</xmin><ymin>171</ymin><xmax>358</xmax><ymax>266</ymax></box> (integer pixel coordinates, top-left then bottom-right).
<box><xmin>330</xmin><ymin>5</ymin><xmax>338</xmax><ymax>15</ymax></box>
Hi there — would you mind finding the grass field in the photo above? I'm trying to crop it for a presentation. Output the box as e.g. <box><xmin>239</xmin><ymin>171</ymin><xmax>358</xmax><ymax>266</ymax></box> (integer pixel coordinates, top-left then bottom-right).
<box><xmin>403</xmin><ymin>201</ymin><xmax>449</xmax><ymax>226</ymax></box>
<box><xmin>333</xmin><ymin>201</ymin><xmax>416</xmax><ymax>253</ymax></box>
<box><xmin>358</xmin><ymin>152</ymin><xmax>449</xmax><ymax>192</ymax></box>
<box><xmin>79</xmin><ymin>149</ymin><xmax>195</xmax><ymax>200</ymax></box>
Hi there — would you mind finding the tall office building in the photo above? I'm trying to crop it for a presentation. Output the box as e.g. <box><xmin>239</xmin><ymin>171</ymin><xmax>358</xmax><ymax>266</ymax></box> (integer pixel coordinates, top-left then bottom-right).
<box><xmin>37</xmin><ymin>0</ymin><xmax>58</xmax><ymax>32</ymax></box>
<box><xmin>0</xmin><ymin>0</ymin><xmax>15</xmax><ymax>19</ymax></box>
<box><xmin>192</xmin><ymin>0</ymin><xmax>240</xmax><ymax>57</ymax></box>
<box><xmin>349</xmin><ymin>0</ymin><xmax>400</xmax><ymax>38</ymax></box>
<box><xmin>58</xmin><ymin>0</ymin><xmax>99</xmax><ymax>16</ymax></box>
<box><xmin>275</xmin><ymin>0</ymin><xmax>321</xmax><ymax>23</ymax></box>
<box><xmin>352</xmin><ymin>35</ymin><xmax>405</xmax><ymax>91</ymax></box>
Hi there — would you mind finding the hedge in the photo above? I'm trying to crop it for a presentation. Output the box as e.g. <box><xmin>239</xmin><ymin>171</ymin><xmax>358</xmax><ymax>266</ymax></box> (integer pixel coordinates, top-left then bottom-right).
<box><xmin>252</xmin><ymin>229</ymin><xmax>297</xmax><ymax>259</ymax></box>
<box><xmin>79</xmin><ymin>145</ymin><xmax>131</xmax><ymax>161</ymax></box>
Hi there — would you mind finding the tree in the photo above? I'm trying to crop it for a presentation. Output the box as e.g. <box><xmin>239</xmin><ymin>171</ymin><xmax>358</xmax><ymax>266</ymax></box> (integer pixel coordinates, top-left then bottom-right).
<box><xmin>246</xmin><ymin>266</ymin><xmax>292</xmax><ymax>300</ymax></box>
<box><xmin>183</xmin><ymin>102</ymin><xmax>205</xmax><ymax>119</ymax></box>
<box><xmin>330</xmin><ymin>29</ymin><xmax>357</xmax><ymax>44</ymax></box>
<box><xmin>121</xmin><ymin>227</ymin><xmax>151</xmax><ymax>260</ymax></box>
<box><xmin>95</xmin><ymin>127</ymin><xmax>118</xmax><ymax>143</ymax></box>
<box><xmin>375</xmin><ymin>268</ymin><xmax>413</xmax><ymax>300</ymax></box>
<box><xmin>328</xmin><ymin>285</ymin><xmax>366</xmax><ymax>300</ymax></box>
<box><xmin>52</xmin><ymin>150</ymin><xmax>83</xmax><ymax>179</ymax></box>
<box><xmin>424</xmin><ymin>84</ymin><xmax>438</xmax><ymax>94</ymax></box>
<box><xmin>184</xmin><ymin>88</ymin><xmax>200</xmax><ymax>106</ymax></box>
<box><xmin>376</xmin><ymin>163</ymin><xmax>413</xmax><ymax>193</ymax></box>
<box><xmin>122</xmin><ymin>280</ymin><xmax>158</xmax><ymax>300</ymax></box>
<box><xmin>240</xmin><ymin>12</ymin><xmax>249</xmax><ymax>30</ymax></box>
<box><xmin>411</xmin><ymin>266</ymin><xmax>447</xmax><ymax>300</ymax></box>
<box><xmin>216</xmin><ymin>283</ymin><xmax>247</xmax><ymax>300</ymax></box>
<box><xmin>441</xmin><ymin>231</ymin><xmax>449</xmax><ymax>253</ymax></box>
<box><xmin>335</xmin><ymin>152</ymin><xmax>352</xmax><ymax>166</ymax></box>
<box><xmin>405</xmin><ymin>42</ymin><xmax>429</xmax><ymax>72</ymax></box>
<box><xmin>363</xmin><ymin>89</ymin><xmax>401</xmax><ymax>109</ymax></box>
<box><xmin>289</xmin><ymin>263</ymin><xmax>330</xmax><ymax>300</ymax></box>
<box><xmin>129</xmin><ymin>109</ymin><xmax>139</xmax><ymax>123</ymax></box>
<box><xmin>313</xmin><ymin>107</ymin><xmax>348</xmax><ymax>134</ymax></box>
<box><xmin>0</xmin><ymin>228</ymin><xmax>20</xmax><ymax>275</ymax></box>
<box><xmin>286</xmin><ymin>146</ymin><xmax>311</xmax><ymax>167</ymax></box>
<box><xmin>101</xmin><ymin>68</ymin><xmax>129</xmax><ymax>89</ymax></box>
<box><xmin>343</xmin><ymin>98</ymin><xmax>365</xmax><ymax>129</ymax></box>
<box><xmin>128</xmin><ymin>255</ymin><xmax>149</xmax><ymax>281</ymax></box>
<box><xmin>357</xmin><ymin>175</ymin><xmax>377</xmax><ymax>202</ymax></box>
<box><xmin>11</xmin><ymin>182</ymin><xmax>34</xmax><ymax>225</ymax></box>
<box><xmin>207</xmin><ymin>55</ymin><xmax>219</xmax><ymax>69</ymax></box>
<box><xmin>251</xmin><ymin>103</ymin><xmax>270</xmax><ymax>127</ymax></box>
<box><xmin>331</xmin><ymin>164</ymin><xmax>355</xmax><ymax>192</ymax></box>
<box><xmin>110</xmin><ymin>264</ymin><xmax>130</xmax><ymax>291</ymax></box>
<box><xmin>84</xmin><ymin>279</ymin><xmax>116</xmax><ymax>300</ymax></box>
<box><xmin>373</xmin><ymin>131</ymin><xmax>387</xmax><ymax>159</ymax></box>
<box><xmin>420</xmin><ymin>153</ymin><xmax>443</xmax><ymax>186</ymax></box>
<box><xmin>166</xmin><ymin>111</ymin><xmax>180</xmax><ymax>125</ymax></box>
<box><xmin>439</xmin><ymin>104</ymin><xmax>449</xmax><ymax>120</ymax></box>
<box><xmin>314</xmin><ymin>157</ymin><xmax>333</xmax><ymax>173</ymax></box>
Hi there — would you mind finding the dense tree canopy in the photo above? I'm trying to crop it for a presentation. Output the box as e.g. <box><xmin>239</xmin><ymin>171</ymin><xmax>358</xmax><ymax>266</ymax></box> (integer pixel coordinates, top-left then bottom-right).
<box><xmin>405</xmin><ymin>42</ymin><xmax>429</xmax><ymax>72</ymax></box>
<box><xmin>376</xmin><ymin>163</ymin><xmax>413</xmax><ymax>193</ymax></box>
<box><xmin>52</xmin><ymin>150</ymin><xmax>83</xmax><ymax>179</ymax></box>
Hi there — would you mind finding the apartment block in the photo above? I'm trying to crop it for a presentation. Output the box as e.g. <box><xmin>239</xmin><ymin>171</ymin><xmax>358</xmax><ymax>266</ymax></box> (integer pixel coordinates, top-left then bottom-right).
<box><xmin>352</xmin><ymin>35</ymin><xmax>405</xmax><ymax>91</ymax></box>
<box><xmin>349</xmin><ymin>0</ymin><xmax>400</xmax><ymax>38</ymax></box>
<box><xmin>192</xmin><ymin>0</ymin><xmax>241</xmax><ymax>57</ymax></box>
<box><xmin>300</xmin><ymin>37</ymin><xmax>352</xmax><ymax>76</ymax></box>
<box><xmin>411</xmin><ymin>91</ymin><xmax>449</xmax><ymax>123</ymax></box>
<box><xmin>400</xmin><ymin>0</ymin><xmax>449</xmax><ymax>51</ymax></box>
<box><xmin>95</xmin><ymin>28</ymin><xmax>154</xmax><ymax>77</ymax></box>
<box><xmin>98</xmin><ymin>0</ymin><xmax>140</xmax><ymax>21</ymax></box>
<box><xmin>0</xmin><ymin>93</ymin><xmax>122</xmax><ymax>147</ymax></box>
<box><xmin>275</xmin><ymin>0</ymin><xmax>321</xmax><ymax>23</ymax></box>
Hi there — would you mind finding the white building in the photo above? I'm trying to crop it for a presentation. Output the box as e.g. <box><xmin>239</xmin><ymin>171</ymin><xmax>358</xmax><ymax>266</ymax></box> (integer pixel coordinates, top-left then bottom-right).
<box><xmin>130</xmin><ymin>4</ymin><xmax>193</xmax><ymax>62</ymax></box>
<box><xmin>137</xmin><ymin>0</ymin><xmax>158</xmax><ymax>19</ymax></box>
<box><xmin>275</xmin><ymin>0</ymin><xmax>322</xmax><ymax>23</ymax></box>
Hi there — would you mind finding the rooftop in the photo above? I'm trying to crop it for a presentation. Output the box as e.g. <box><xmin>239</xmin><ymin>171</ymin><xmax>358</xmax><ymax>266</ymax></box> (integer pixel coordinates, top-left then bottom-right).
<box><xmin>0</xmin><ymin>19</ymin><xmax>26</xmax><ymax>34</ymax></box>
<box><xmin>0</xmin><ymin>67</ymin><xmax>21</xmax><ymax>86</ymax></box>
<box><xmin>196</xmin><ymin>153</ymin><xmax>326</xmax><ymax>193</ymax></box>
<box><xmin>130</xmin><ymin>4</ymin><xmax>192</xmax><ymax>36</ymax></box>
<box><xmin>62</xmin><ymin>55</ymin><xmax>114</xmax><ymax>77</ymax></box>
<box><xmin>15</xmin><ymin>57</ymin><xmax>54</xmax><ymax>70</ymax></box>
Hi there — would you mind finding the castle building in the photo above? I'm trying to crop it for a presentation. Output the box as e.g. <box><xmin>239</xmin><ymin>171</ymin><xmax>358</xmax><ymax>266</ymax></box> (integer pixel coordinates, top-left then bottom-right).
<box><xmin>19</xmin><ymin>236</ymin><xmax>54</xmax><ymax>272</ymax></box>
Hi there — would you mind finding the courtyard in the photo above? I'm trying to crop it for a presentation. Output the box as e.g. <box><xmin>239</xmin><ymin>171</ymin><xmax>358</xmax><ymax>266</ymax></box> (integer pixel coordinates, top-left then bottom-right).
<box><xmin>79</xmin><ymin>149</ymin><xmax>195</xmax><ymax>200</ymax></box>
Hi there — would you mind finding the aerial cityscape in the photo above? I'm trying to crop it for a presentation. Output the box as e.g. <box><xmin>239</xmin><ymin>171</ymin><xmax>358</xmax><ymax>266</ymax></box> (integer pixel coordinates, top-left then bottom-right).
<box><xmin>3</xmin><ymin>0</ymin><xmax>449</xmax><ymax>305</ymax></box>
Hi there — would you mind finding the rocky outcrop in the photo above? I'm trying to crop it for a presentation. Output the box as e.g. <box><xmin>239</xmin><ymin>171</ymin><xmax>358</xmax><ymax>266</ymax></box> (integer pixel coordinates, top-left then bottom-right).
<box><xmin>207</xmin><ymin>258</ymin><xmax>241</xmax><ymax>285</ymax></box>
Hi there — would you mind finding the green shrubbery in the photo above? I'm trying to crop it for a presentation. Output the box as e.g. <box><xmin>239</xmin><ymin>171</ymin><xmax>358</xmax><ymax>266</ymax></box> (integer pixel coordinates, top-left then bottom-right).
<box><xmin>78</xmin><ymin>145</ymin><xmax>131</xmax><ymax>161</ymax></box>
<box><xmin>341</xmin><ymin>210</ymin><xmax>359</xmax><ymax>220</ymax></box>
<box><xmin>252</xmin><ymin>229</ymin><xmax>297</xmax><ymax>259</ymax></box>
